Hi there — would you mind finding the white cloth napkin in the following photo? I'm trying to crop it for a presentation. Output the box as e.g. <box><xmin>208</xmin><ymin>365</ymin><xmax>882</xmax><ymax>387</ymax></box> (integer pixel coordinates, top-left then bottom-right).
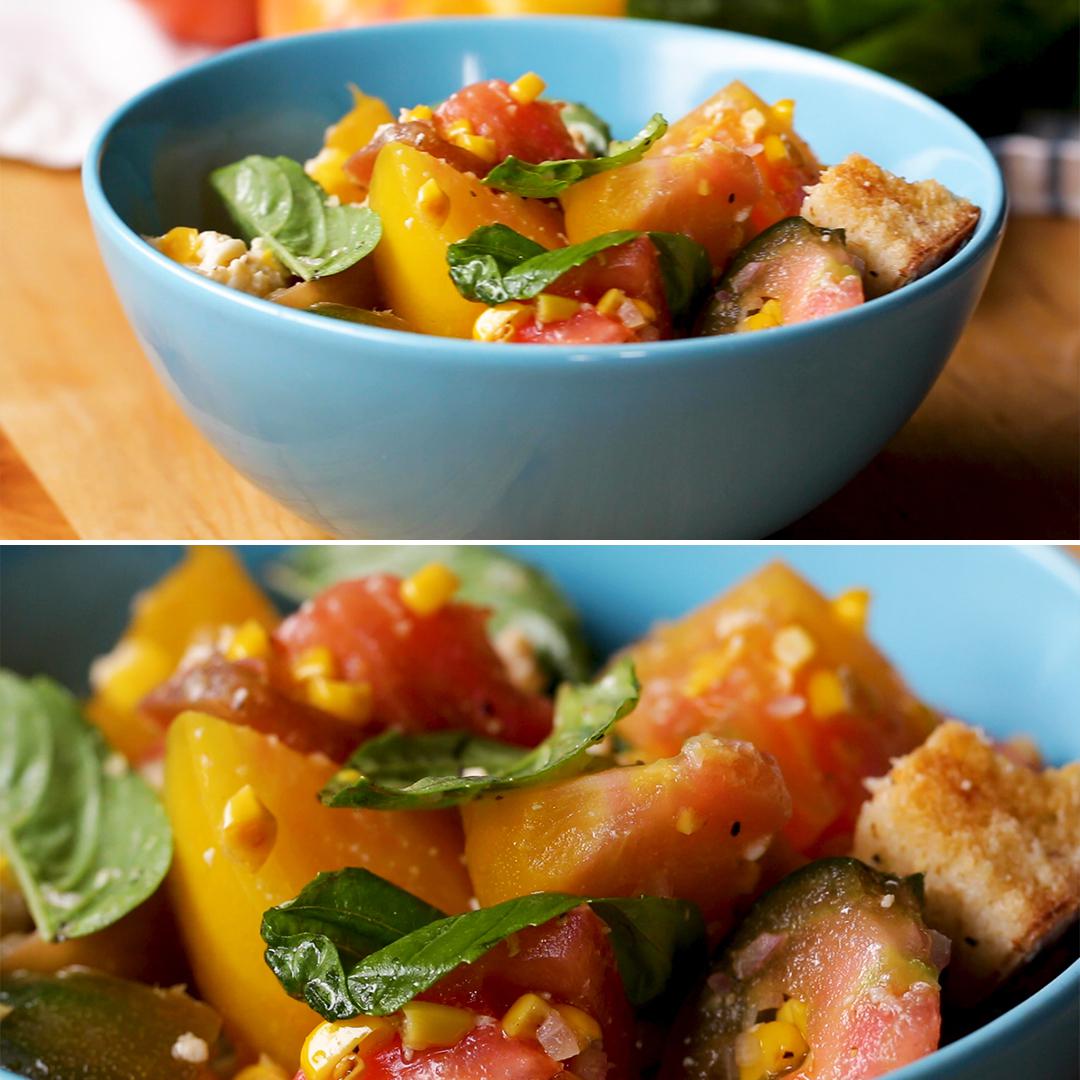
<box><xmin>0</xmin><ymin>0</ymin><xmax>214</xmax><ymax>169</ymax></box>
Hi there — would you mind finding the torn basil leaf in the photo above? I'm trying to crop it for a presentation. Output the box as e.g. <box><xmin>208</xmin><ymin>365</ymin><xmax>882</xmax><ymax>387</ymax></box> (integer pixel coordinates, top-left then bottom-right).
<box><xmin>262</xmin><ymin>866</ymin><xmax>705</xmax><ymax>1019</ymax></box>
<box><xmin>483</xmin><ymin>113</ymin><xmax>667</xmax><ymax>198</ymax></box>
<box><xmin>0</xmin><ymin>671</ymin><xmax>172</xmax><ymax>941</ymax></box>
<box><xmin>320</xmin><ymin>658</ymin><xmax>638</xmax><ymax>810</ymax></box>
<box><xmin>211</xmin><ymin>155</ymin><xmax>381</xmax><ymax>281</ymax></box>
<box><xmin>561</xmin><ymin>101</ymin><xmax>613</xmax><ymax>158</ymax></box>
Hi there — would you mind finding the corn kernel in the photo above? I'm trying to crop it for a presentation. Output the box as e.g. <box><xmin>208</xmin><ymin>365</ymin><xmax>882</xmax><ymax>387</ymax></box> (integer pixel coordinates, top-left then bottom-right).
<box><xmin>474</xmin><ymin>303</ymin><xmax>530</xmax><ymax>342</ymax></box>
<box><xmin>763</xmin><ymin>134</ymin><xmax>789</xmax><ymax>163</ymax></box>
<box><xmin>305</xmin><ymin>677</ymin><xmax>373</xmax><ymax>723</ymax></box>
<box><xmin>743</xmin><ymin>298</ymin><xmax>784</xmax><ymax>331</ymax></box>
<box><xmin>736</xmin><ymin>1019</ymin><xmax>809</xmax><ymax>1080</ymax></box>
<box><xmin>416</xmin><ymin>178</ymin><xmax>450</xmax><ymax>225</ymax></box>
<box><xmin>502</xmin><ymin>993</ymin><xmax>552</xmax><ymax>1039</ymax></box>
<box><xmin>509</xmin><ymin>71</ymin><xmax>546</xmax><ymax>105</ymax></box>
<box><xmin>291</xmin><ymin>645</ymin><xmax>336</xmax><ymax>682</ymax></box>
<box><xmin>772</xmin><ymin>625</ymin><xmax>816</xmax><ymax>670</ymax></box>
<box><xmin>446</xmin><ymin>118</ymin><xmax>473</xmax><ymax>137</ymax></box>
<box><xmin>686</xmin><ymin>125</ymin><xmax>710</xmax><ymax>150</ymax></box>
<box><xmin>596</xmin><ymin>288</ymin><xmax>627</xmax><ymax>318</ymax></box>
<box><xmin>536</xmin><ymin>293</ymin><xmax>581</xmax><ymax>323</ymax></box>
<box><xmin>632</xmin><ymin>297</ymin><xmax>657</xmax><ymax>323</ymax></box>
<box><xmin>697</xmin><ymin>178</ymin><xmax>712</xmax><ymax>196</ymax></box>
<box><xmin>225</xmin><ymin>618</ymin><xmax>270</xmax><ymax>662</ymax></box>
<box><xmin>157</xmin><ymin>226</ymin><xmax>200</xmax><ymax>265</ymax></box>
<box><xmin>221</xmin><ymin>784</ymin><xmax>277</xmax><ymax>871</ymax></box>
<box><xmin>401</xmin><ymin>1002</ymin><xmax>475</xmax><ymax>1051</ymax></box>
<box><xmin>233</xmin><ymin>1055</ymin><xmax>290</xmax><ymax>1080</ymax></box>
<box><xmin>676</xmin><ymin>807</ymin><xmax>703</xmax><ymax>835</ymax></box>
<box><xmin>832</xmin><ymin>588</ymin><xmax>870</xmax><ymax>631</ymax></box>
<box><xmin>777</xmin><ymin>998</ymin><xmax>808</xmax><ymax>1034</ymax></box>
<box><xmin>302</xmin><ymin>1018</ymin><xmax>397</xmax><ymax>1080</ymax></box>
<box><xmin>554</xmin><ymin>1004</ymin><xmax>602</xmax><ymax>1046</ymax></box>
<box><xmin>404</xmin><ymin>103</ymin><xmax>434</xmax><ymax>122</ymax></box>
<box><xmin>772</xmin><ymin>98</ymin><xmax>795</xmax><ymax>127</ymax></box>
<box><xmin>451</xmin><ymin>131</ymin><xmax>497</xmax><ymax>163</ymax></box>
<box><xmin>401</xmin><ymin>562</ymin><xmax>461</xmax><ymax>616</ymax></box>
<box><xmin>807</xmin><ymin>669</ymin><xmax>848</xmax><ymax>719</ymax></box>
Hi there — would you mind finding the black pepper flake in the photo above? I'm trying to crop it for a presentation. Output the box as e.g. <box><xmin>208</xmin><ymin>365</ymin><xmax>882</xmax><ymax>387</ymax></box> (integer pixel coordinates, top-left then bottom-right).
<box><xmin>730</xmin><ymin>821</ymin><xmax>742</xmax><ymax>837</ymax></box>
<box><xmin>965</xmin><ymin>936</ymin><xmax>979</xmax><ymax>947</ymax></box>
<box><xmin>783</xmin><ymin>1051</ymin><xmax>794</xmax><ymax>1059</ymax></box>
<box><xmin>727</xmin><ymin>192</ymin><xmax>736</xmax><ymax>203</ymax></box>
<box><xmin>872</xmin><ymin>853</ymin><xmax>882</xmax><ymax>864</ymax></box>
<box><xmin>869</xmin><ymin>269</ymin><xmax>878</xmax><ymax>277</ymax></box>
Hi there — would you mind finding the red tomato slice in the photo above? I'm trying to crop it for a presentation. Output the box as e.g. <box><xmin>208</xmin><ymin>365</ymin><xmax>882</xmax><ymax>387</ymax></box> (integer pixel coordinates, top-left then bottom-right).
<box><xmin>434</xmin><ymin>80</ymin><xmax>579</xmax><ymax>166</ymax></box>
<box><xmin>274</xmin><ymin>575</ymin><xmax>553</xmax><ymax>746</ymax></box>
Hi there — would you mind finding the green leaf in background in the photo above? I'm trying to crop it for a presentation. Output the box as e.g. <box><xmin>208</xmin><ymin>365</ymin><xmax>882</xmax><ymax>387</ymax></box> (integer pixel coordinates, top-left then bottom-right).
<box><xmin>261</xmin><ymin>869</ymin><xmax>445</xmax><ymax>1019</ymax></box>
<box><xmin>483</xmin><ymin>113</ymin><xmax>668</xmax><ymax>198</ymax></box>
<box><xmin>561</xmin><ymin>101</ymin><xmax>614</xmax><ymax>158</ymax></box>
<box><xmin>320</xmin><ymin>657</ymin><xmax>639</xmax><ymax>810</ymax></box>
<box><xmin>0</xmin><ymin>671</ymin><xmax>172</xmax><ymax>941</ymax></box>
<box><xmin>210</xmin><ymin>155</ymin><xmax>381</xmax><ymax>281</ymax></box>
<box><xmin>262</xmin><ymin>866</ymin><xmax>706</xmax><ymax>1019</ymax></box>
<box><xmin>268</xmin><ymin>545</ymin><xmax>591</xmax><ymax>686</ymax></box>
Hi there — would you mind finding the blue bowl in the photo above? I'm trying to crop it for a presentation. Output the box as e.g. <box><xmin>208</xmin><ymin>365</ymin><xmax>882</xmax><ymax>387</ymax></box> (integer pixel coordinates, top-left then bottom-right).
<box><xmin>83</xmin><ymin>17</ymin><xmax>1006</xmax><ymax>539</ymax></box>
<box><xmin>0</xmin><ymin>544</ymin><xmax>1077</xmax><ymax>1079</ymax></box>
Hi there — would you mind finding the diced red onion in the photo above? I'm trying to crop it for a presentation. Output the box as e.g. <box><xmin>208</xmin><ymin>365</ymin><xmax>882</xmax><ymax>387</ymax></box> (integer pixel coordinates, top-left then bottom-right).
<box><xmin>732</xmin><ymin>931</ymin><xmax>788</xmax><ymax>979</ymax></box>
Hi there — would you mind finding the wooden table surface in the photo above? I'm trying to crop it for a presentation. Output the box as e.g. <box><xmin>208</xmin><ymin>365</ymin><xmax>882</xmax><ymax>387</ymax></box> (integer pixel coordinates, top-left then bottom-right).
<box><xmin>2</xmin><ymin>160</ymin><xmax>1077</xmax><ymax>540</ymax></box>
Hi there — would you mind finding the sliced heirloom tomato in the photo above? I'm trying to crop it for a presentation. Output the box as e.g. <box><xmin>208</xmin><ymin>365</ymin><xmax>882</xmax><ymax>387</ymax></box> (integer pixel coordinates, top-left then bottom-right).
<box><xmin>274</xmin><ymin>574</ymin><xmax>554</xmax><ymax>745</ymax></box>
<box><xmin>296</xmin><ymin>906</ymin><xmax>635</xmax><ymax>1080</ymax></box>
<box><xmin>664</xmin><ymin>858</ymin><xmax>945</xmax><ymax>1080</ymax></box>
<box><xmin>617</xmin><ymin>563</ymin><xmax>937</xmax><ymax>858</ymax></box>
<box><xmin>462</xmin><ymin>734</ymin><xmax>791</xmax><ymax>936</ymax></box>
<box><xmin>698</xmin><ymin>218</ymin><xmax>864</xmax><ymax>335</ymax></box>
<box><xmin>164</xmin><ymin>711</ymin><xmax>472</xmax><ymax>1066</ymax></box>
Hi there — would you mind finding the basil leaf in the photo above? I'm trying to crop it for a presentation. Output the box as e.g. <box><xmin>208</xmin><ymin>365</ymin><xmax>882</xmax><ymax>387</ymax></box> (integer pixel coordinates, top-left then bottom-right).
<box><xmin>483</xmin><ymin>113</ymin><xmax>668</xmax><ymax>198</ymax></box>
<box><xmin>561</xmin><ymin>101</ymin><xmax>613</xmax><ymax>158</ymax></box>
<box><xmin>0</xmin><ymin>671</ymin><xmax>172</xmax><ymax>941</ymax></box>
<box><xmin>261</xmin><ymin>868</ymin><xmax>445</xmax><ymax>1019</ymax></box>
<box><xmin>267</xmin><ymin>545</ymin><xmax>591</xmax><ymax>685</ymax></box>
<box><xmin>321</xmin><ymin>658</ymin><xmax>639</xmax><ymax>810</ymax></box>
<box><xmin>448</xmin><ymin>225</ymin><xmax>640</xmax><ymax>305</ymax></box>
<box><xmin>262</xmin><ymin>867</ymin><xmax>705</xmax><ymax>1017</ymax></box>
<box><xmin>647</xmin><ymin>230</ymin><xmax>714</xmax><ymax>327</ymax></box>
<box><xmin>210</xmin><ymin>155</ymin><xmax>380</xmax><ymax>281</ymax></box>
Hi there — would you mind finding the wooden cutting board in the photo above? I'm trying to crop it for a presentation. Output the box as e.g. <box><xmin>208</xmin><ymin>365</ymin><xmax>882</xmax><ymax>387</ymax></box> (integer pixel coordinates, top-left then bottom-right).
<box><xmin>1</xmin><ymin>160</ymin><xmax>1077</xmax><ymax>540</ymax></box>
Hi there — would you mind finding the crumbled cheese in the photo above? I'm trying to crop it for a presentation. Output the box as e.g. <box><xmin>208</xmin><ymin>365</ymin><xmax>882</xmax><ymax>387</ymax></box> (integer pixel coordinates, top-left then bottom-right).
<box><xmin>171</xmin><ymin>1032</ymin><xmax>209</xmax><ymax>1064</ymax></box>
<box><xmin>149</xmin><ymin>230</ymin><xmax>289</xmax><ymax>298</ymax></box>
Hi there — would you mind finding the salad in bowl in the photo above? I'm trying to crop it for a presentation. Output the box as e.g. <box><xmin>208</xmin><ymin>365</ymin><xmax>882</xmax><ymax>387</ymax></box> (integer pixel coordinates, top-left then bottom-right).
<box><xmin>147</xmin><ymin>69</ymin><xmax>980</xmax><ymax>344</ymax></box>
<box><xmin>1</xmin><ymin>547</ymin><xmax>1076</xmax><ymax>1080</ymax></box>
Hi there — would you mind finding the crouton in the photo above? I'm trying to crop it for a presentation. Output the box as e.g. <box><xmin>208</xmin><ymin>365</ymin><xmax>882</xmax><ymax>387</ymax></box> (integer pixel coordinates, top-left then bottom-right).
<box><xmin>801</xmin><ymin>153</ymin><xmax>980</xmax><ymax>296</ymax></box>
<box><xmin>853</xmin><ymin>720</ymin><xmax>1080</xmax><ymax>1004</ymax></box>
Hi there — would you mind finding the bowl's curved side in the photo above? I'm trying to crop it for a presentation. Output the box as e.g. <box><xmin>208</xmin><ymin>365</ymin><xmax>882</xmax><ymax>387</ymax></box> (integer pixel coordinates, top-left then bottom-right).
<box><xmin>83</xmin><ymin>16</ymin><xmax>1007</xmax><ymax>539</ymax></box>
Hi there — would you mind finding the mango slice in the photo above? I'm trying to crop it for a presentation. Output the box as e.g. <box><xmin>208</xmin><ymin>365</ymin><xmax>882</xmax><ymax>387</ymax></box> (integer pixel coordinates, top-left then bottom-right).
<box><xmin>164</xmin><ymin>711</ymin><xmax>472</xmax><ymax>1066</ymax></box>
<box><xmin>305</xmin><ymin>86</ymin><xmax>395</xmax><ymax>203</ymax></box>
<box><xmin>368</xmin><ymin>142</ymin><xmax>565</xmax><ymax>338</ymax></box>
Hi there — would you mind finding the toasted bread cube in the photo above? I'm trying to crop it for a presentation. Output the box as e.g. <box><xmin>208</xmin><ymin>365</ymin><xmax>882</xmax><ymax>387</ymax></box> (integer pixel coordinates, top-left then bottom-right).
<box><xmin>801</xmin><ymin>153</ymin><xmax>980</xmax><ymax>296</ymax></box>
<box><xmin>853</xmin><ymin>721</ymin><xmax>1080</xmax><ymax>1004</ymax></box>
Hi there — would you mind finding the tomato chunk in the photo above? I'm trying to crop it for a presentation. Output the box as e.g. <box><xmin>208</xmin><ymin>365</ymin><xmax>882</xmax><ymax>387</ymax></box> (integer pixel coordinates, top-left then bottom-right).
<box><xmin>665</xmin><ymin>859</ymin><xmax>943</xmax><ymax>1080</ymax></box>
<box><xmin>274</xmin><ymin>575</ymin><xmax>553</xmax><ymax>746</ymax></box>
<box><xmin>435</xmin><ymin>79</ymin><xmax>579</xmax><ymax>166</ymax></box>
<box><xmin>617</xmin><ymin>564</ymin><xmax>937</xmax><ymax>858</ymax></box>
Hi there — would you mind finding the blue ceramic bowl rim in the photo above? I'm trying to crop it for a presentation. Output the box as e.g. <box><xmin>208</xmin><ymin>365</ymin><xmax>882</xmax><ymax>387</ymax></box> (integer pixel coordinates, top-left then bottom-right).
<box><xmin>83</xmin><ymin>15</ymin><xmax>1008</xmax><ymax>372</ymax></box>
<box><xmin>0</xmin><ymin>545</ymin><xmax>1074</xmax><ymax>1080</ymax></box>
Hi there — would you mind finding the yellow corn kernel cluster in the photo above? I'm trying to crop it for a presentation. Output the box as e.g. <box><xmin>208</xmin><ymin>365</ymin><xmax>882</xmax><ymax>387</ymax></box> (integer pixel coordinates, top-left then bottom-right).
<box><xmin>832</xmin><ymin>587</ymin><xmax>870</xmax><ymax>631</ymax></box>
<box><xmin>221</xmin><ymin>784</ymin><xmax>277</xmax><ymax>871</ymax></box>
<box><xmin>676</xmin><ymin>806</ymin><xmax>703</xmax><ymax>835</ymax></box>
<box><xmin>596</xmin><ymin>287</ymin><xmax>627</xmax><ymax>318</ymax></box>
<box><xmin>401</xmin><ymin>1002</ymin><xmax>475</xmax><ymax>1051</ymax></box>
<box><xmin>777</xmin><ymin>998</ymin><xmax>808</xmax><ymax>1031</ymax></box>
<box><xmin>291</xmin><ymin>644</ymin><xmax>337</xmax><ymax>682</ymax></box>
<box><xmin>771</xmin><ymin>99</ymin><xmax>795</xmax><ymax>127</ymax></box>
<box><xmin>403</xmin><ymin>103</ymin><xmax>434</xmax><ymax>123</ymax></box>
<box><xmin>735</xmin><ymin>1017</ymin><xmax>809</xmax><ymax>1080</ymax></box>
<box><xmin>744</xmin><ymin>299</ymin><xmax>784</xmax><ymax>331</ymax></box>
<box><xmin>444</xmin><ymin>117</ymin><xmax>497</xmax><ymax>163</ymax></box>
<box><xmin>501</xmin><ymin>993</ymin><xmax>601</xmax><ymax>1050</ymax></box>
<box><xmin>157</xmin><ymin>226</ymin><xmax>200</xmax><ymax>266</ymax></box>
<box><xmin>290</xmin><ymin>645</ymin><xmax>372</xmax><ymax>723</ymax></box>
<box><xmin>401</xmin><ymin>562</ymin><xmax>461</xmax><ymax>616</ymax></box>
<box><xmin>763</xmin><ymin>134</ymin><xmax>789</xmax><ymax>164</ymax></box>
<box><xmin>807</xmin><ymin>669</ymin><xmax>848</xmax><ymax>719</ymax></box>
<box><xmin>473</xmin><ymin>303</ymin><xmax>529</xmax><ymax>342</ymax></box>
<box><xmin>225</xmin><ymin>618</ymin><xmax>270</xmax><ymax>662</ymax></box>
<box><xmin>772</xmin><ymin>624</ymin><xmax>816</xmax><ymax>671</ymax></box>
<box><xmin>536</xmin><ymin>293</ymin><xmax>581</xmax><ymax>323</ymax></box>
<box><xmin>417</xmin><ymin>178</ymin><xmax>450</xmax><ymax>225</ymax></box>
<box><xmin>509</xmin><ymin>71</ymin><xmax>546</xmax><ymax>105</ymax></box>
<box><xmin>301</xmin><ymin>1018</ymin><xmax>397</xmax><ymax>1080</ymax></box>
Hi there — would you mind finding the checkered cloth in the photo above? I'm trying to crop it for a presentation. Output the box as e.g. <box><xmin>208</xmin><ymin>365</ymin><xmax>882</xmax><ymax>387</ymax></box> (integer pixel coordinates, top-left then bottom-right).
<box><xmin>989</xmin><ymin>114</ymin><xmax>1080</xmax><ymax>217</ymax></box>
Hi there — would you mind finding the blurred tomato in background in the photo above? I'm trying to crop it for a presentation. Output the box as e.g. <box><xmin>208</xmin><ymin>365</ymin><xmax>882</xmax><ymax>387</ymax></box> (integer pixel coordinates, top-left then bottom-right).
<box><xmin>136</xmin><ymin>0</ymin><xmax>258</xmax><ymax>43</ymax></box>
